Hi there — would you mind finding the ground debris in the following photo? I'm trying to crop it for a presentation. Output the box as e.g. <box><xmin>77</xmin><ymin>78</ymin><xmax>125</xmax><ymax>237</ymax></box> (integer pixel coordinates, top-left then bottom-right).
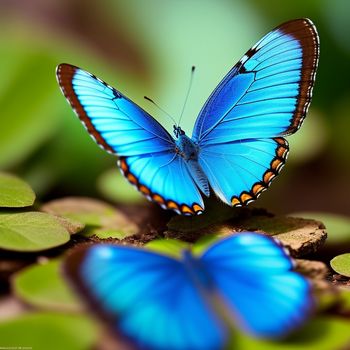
<box><xmin>166</xmin><ymin>207</ymin><xmax>327</xmax><ymax>257</ymax></box>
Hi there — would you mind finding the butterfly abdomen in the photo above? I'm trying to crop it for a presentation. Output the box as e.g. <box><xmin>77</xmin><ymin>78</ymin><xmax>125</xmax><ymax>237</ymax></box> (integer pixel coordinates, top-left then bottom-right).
<box><xmin>182</xmin><ymin>250</ymin><xmax>215</xmax><ymax>290</ymax></box>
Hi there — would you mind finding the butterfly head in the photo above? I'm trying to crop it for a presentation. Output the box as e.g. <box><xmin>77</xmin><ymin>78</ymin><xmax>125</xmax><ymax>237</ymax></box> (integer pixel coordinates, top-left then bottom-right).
<box><xmin>173</xmin><ymin>125</ymin><xmax>185</xmax><ymax>139</ymax></box>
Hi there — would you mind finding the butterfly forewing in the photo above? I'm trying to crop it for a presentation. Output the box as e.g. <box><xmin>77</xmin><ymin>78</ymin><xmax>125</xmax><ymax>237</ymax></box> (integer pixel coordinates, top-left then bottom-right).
<box><xmin>193</xmin><ymin>18</ymin><xmax>319</xmax><ymax>207</ymax></box>
<box><xmin>56</xmin><ymin>64</ymin><xmax>174</xmax><ymax>155</ymax></box>
<box><xmin>193</xmin><ymin>18</ymin><xmax>319</xmax><ymax>142</ymax></box>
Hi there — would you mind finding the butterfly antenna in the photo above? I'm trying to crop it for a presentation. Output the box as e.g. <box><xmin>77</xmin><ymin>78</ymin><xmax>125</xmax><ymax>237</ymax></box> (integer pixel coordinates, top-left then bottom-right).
<box><xmin>144</xmin><ymin>96</ymin><xmax>177</xmax><ymax>125</ymax></box>
<box><xmin>177</xmin><ymin>66</ymin><xmax>196</xmax><ymax>127</ymax></box>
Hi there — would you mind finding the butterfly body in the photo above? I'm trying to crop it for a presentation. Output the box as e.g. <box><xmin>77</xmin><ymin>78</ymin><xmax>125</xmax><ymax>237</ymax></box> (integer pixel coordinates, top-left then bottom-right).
<box><xmin>182</xmin><ymin>249</ymin><xmax>214</xmax><ymax>290</ymax></box>
<box><xmin>57</xmin><ymin>18</ymin><xmax>319</xmax><ymax>215</ymax></box>
<box><xmin>173</xmin><ymin>129</ymin><xmax>210</xmax><ymax>196</ymax></box>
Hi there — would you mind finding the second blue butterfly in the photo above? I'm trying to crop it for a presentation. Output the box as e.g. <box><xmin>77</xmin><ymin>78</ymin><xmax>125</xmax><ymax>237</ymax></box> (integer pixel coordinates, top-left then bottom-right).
<box><xmin>57</xmin><ymin>18</ymin><xmax>319</xmax><ymax>215</ymax></box>
<box><xmin>63</xmin><ymin>233</ymin><xmax>313</xmax><ymax>350</ymax></box>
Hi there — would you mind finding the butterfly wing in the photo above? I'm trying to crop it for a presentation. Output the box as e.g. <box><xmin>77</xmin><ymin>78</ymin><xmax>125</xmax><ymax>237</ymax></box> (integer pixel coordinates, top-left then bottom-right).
<box><xmin>192</xmin><ymin>18</ymin><xmax>319</xmax><ymax>206</ymax></box>
<box><xmin>56</xmin><ymin>64</ymin><xmax>203</xmax><ymax>215</ymax></box>
<box><xmin>57</xmin><ymin>64</ymin><xmax>174</xmax><ymax>155</ymax></box>
<box><xmin>64</xmin><ymin>245</ymin><xmax>226</xmax><ymax>350</ymax></box>
<box><xmin>201</xmin><ymin>233</ymin><xmax>313</xmax><ymax>338</ymax></box>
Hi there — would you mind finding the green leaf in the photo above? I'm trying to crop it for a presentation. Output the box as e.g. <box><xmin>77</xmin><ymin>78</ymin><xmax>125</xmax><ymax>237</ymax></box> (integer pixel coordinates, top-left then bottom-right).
<box><xmin>145</xmin><ymin>239</ymin><xmax>190</xmax><ymax>258</ymax></box>
<box><xmin>232</xmin><ymin>317</ymin><xmax>350</xmax><ymax>350</ymax></box>
<box><xmin>330</xmin><ymin>253</ymin><xmax>350</xmax><ymax>277</ymax></box>
<box><xmin>0</xmin><ymin>312</ymin><xmax>97</xmax><ymax>350</ymax></box>
<box><xmin>41</xmin><ymin>197</ymin><xmax>138</xmax><ymax>240</ymax></box>
<box><xmin>12</xmin><ymin>259</ymin><xmax>81</xmax><ymax>312</ymax></box>
<box><xmin>145</xmin><ymin>236</ymin><xmax>223</xmax><ymax>258</ymax></box>
<box><xmin>0</xmin><ymin>172</ymin><xmax>35</xmax><ymax>208</ymax></box>
<box><xmin>0</xmin><ymin>212</ymin><xmax>70</xmax><ymax>252</ymax></box>
<box><xmin>97</xmin><ymin>168</ymin><xmax>144</xmax><ymax>204</ymax></box>
<box><xmin>84</xmin><ymin>227</ymin><xmax>134</xmax><ymax>239</ymax></box>
<box><xmin>41</xmin><ymin>197</ymin><xmax>115</xmax><ymax>226</ymax></box>
<box><xmin>52</xmin><ymin>215</ymin><xmax>85</xmax><ymax>235</ymax></box>
<box><xmin>291</xmin><ymin>212</ymin><xmax>350</xmax><ymax>244</ymax></box>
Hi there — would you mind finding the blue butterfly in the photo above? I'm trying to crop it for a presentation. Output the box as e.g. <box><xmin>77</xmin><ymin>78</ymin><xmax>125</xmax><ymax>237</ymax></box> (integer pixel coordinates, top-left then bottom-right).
<box><xmin>57</xmin><ymin>18</ymin><xmax>319</xmax><ymax>216</ymax></box>
<box><xmin>64</xmin><ymin>232</ymin><xmax>313</xmax><ymax>350</ymax></box>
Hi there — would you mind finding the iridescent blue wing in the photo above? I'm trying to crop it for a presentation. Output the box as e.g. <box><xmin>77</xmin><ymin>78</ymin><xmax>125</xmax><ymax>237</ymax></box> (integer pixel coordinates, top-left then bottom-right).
<box><xmin>193</xmin><ymin>18</ymin><xmax>319</xmax><ymax>142</ymax></box>
<box><xmin>192</xmin><ymin>19</ymin><xmax>319</xmax><ymax>206</ymax></box>
<box><xmin>118</xmin><ymin>154</ymin><xmax>204</xmax><ymax>215</ymax></box>
<box><xmin>64</xmin><ymin>245</ymin><xmax>226</xmax><ymax>350</ymax></box>
<box><xmin>57</xmin><ymin>64</ymin><xmax>174</xmax><ymax>155</ymax></box>
<box><xmin>56</xmin><ymin>64</ymin><xmax>203</xmax><ymax>215</ymax></box>
<box><xmin>201</xmin><ymin>233</ymin><xmax>313</xmax><ymax>338</ymax></box>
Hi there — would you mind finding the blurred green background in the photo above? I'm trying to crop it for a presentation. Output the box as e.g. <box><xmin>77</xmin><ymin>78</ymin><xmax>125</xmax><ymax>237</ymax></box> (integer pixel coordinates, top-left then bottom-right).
<box><xmin>1</xmin><ymin>0</ymin><xmax>349</xmax><ymax>215</ymax></box>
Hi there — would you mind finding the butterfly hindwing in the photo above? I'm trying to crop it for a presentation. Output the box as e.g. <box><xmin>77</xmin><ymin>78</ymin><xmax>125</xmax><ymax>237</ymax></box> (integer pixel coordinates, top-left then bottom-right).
<box><xmin>56</xmin><ymin>64</ymin><xmax>203</xmax><ymax>215</ymax></box>
<box><xmin>119</xmin><ymin>154</ymin><xmax>204</xmax><ymax>215</ymax></box>
<box><xmin>201</xmin><ymin>233</ymin><xmax>313</xmax><ymax>338</ymax></box>
<box><xmin>193</xmin><ymin>18</ymin><xmax>319</xmax><ymax>206</ymax></box>
<box><xmin>64</xmin><ymin>245</ymin><xmax>226</xmax><ymax>350</ymax></box>
<box><xmin>198</xmin><ymin>137</ymin><xmax>289</xmax><ymax>205</ymax></box>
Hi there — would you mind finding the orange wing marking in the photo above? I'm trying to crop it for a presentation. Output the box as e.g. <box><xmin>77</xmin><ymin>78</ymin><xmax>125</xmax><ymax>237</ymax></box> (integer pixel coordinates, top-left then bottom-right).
<box><xmin>231</xmin><ymin>138</ymin><xmax>289</xmax><ymax>207</ymax></box>
<box><xmin>118</xmin><ymin>156</ymin><xmax>203</xmax><ymax>216</ymax></box>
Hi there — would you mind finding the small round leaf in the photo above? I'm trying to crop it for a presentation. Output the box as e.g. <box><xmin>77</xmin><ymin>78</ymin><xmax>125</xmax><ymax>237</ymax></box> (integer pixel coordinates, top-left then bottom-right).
<box><xmin>41</xmin><ymin>197</ymin><xmax>116</xmax><ymax>226</ymax></box>
<box><xmin>85</xmin><ymin>227</ymin><xmax>135</xmax><ymax>240</ymax></box>
<box><xmin>42</xmin><ymin>197</ymin><xmax>138</xmax><ymax>239</ymax></box>
<box><xmin>0</xmin><ymin>172</ymin><xmax>35</xmax><ymax>208</ymax></box>
<box><xmin>330</xmin><ymin>253</ymin><xmax>350</xmax><ymax>277</ymax></box>
<box><xmin>0</xmin><ymin>312</ymin><xmax>97</xmax><ymax>350</ymax></box>
<box><xmin>12</xmin><ymin>259</ymin><xmax>81</xmax><ymax>312</ymax></box>
<box><xmin>0</xmin><ymin>212</ymin><xmax>70</xmax><ymax>252</ymax></box>
<box><xmin>146</xmin><ymin>239</ymin><xmax>190</xmax><ymax>258</ymax></box>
